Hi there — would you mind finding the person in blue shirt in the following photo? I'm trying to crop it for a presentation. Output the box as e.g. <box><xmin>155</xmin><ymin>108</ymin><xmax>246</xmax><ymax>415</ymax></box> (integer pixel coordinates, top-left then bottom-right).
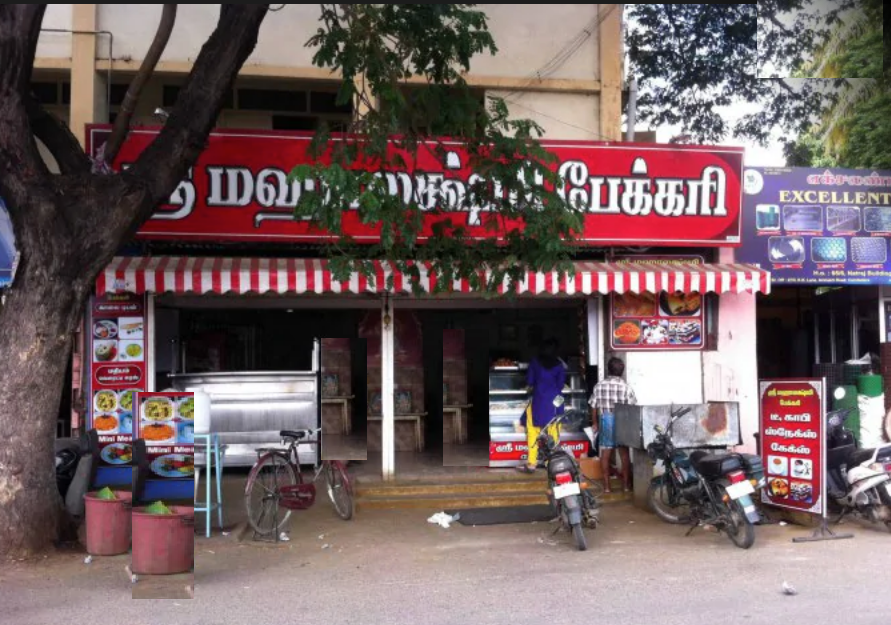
<box><xmin>516</xmin><ymin>337</ymin><xmax>567</xmax><ymax>473</ymax></box>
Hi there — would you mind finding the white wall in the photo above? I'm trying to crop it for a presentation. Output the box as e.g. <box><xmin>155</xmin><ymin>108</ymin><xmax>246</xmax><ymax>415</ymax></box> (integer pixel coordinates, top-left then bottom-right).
<box><xmin>472</xmin><ymin>4</ymin><xmax>600</xmax><ymax>80</ymax></box>
<box><xmin>625</xmin><ymin>352</ymin><xmax>705</xmax><ymax>406</ymax></box>
<box><xmin>95</xmin><ymin>4</ymin><xmax>602</xmax><ymax>82</ymax></box>
<box><xmin>611</xmin><ymin>290</ymin><xmax>761</xmax><ymax>455</ymax></box>
<box><xmin>703</xmin><ymin>293</ymin><xmax>760</xmax><ymax>454</ymax></box>
<box><xmin>97</xmin><ymin>4</ymin><xmax>322</xmax><ymax>67</ymax></box>
<box><xmin>36</xmin><ymin>4</ymin><xmax>73</xmax><ymax>58</ymax></box>
<box><xmin>490</xmin><ymin>90</ymin><xmax>601</xmax><ymax>141</ymax></box>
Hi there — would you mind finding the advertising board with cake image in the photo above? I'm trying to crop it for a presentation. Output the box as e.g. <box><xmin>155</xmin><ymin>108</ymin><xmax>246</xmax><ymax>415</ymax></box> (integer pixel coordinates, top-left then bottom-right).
<box><xmin>758</xmin><ymin>379</ymin><xmax>826</xmax><ymax>515</ymax></box>
<box><xmin>610</xmin><ymin>257</ymin><xmax>706</xmax><ymax>351</ymax></box>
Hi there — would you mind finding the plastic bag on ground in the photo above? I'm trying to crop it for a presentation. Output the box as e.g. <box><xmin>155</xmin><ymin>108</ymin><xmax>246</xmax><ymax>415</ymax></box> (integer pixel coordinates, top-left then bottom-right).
<box><xmin>427</xmin><ymin>512</ymin><xmax>458</xmax><ymax>529</ymax></box>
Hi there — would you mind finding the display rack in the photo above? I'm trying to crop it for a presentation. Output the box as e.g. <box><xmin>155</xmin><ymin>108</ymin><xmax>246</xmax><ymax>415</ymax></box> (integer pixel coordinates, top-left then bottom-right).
<box><xmin>488</xmin><ymin>365</ymin><xmax>590</xmax><ymax>467</ymax></box>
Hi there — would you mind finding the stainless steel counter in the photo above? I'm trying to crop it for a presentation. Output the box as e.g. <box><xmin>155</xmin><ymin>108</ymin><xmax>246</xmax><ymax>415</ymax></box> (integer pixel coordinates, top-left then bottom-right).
<box><xmin>168</xmin><ymin>371</ymin><xmax>319</xmax><ymax>467</ymax></box>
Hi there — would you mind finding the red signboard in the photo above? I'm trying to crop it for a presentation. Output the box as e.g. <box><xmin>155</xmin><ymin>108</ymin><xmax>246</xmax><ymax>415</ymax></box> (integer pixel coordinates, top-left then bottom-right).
<box><xmin>610</xmin><ymin>255</ymin><xmax>707</xmax><ymax>352</ymax></box>
<box><xmin>758</xmin><ymin>379</ymin><xmax>826</xmax><ymax>516</ymax></box>
<box><xmin>86</xmin><ymin>125</ymin><xmax>744</xmax><ymax>247</ymax></box>
<box><xmin>88</xmin><ymin>292</ymin><xmax>148</xmax><ymax>468</ymax></box>
<box><xmin>135</xmin><ymin>392</ymin><xmax>195</xmax><ymax>482</ymax></box>
<box><xmin>489</xmin><ymin>439</ymin><xmax>590</xmax><ymax>463</ymax></box>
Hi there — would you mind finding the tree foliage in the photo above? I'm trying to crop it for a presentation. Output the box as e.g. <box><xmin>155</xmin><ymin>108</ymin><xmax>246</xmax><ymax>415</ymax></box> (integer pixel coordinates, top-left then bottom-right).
<box><xmin>625</xmin><ymin>0</ymin><xmax>889</xmax><ymax>164</ymax></box>
<box><xmin>289</xmin><ymin>4</ymin><xmax>580</xmax><ymax>293</ymax></box>
<box><xmin>768</xmin><ymin>0</ymin><xmax>888</xmax><ymax>167</ymax></box>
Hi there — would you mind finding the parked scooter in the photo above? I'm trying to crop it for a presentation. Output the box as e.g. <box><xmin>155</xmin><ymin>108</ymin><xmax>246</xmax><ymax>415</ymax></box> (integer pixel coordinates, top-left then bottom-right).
<box><xmin>537</xmin><ymin>395</ymin><xmax>599</xmax><ymax>551</ymax></box>
<box><xmin>647</xmin><ymin>406</ymin><xmax>767</xmax><ymax>549</ymax></box>
<box><xmin>826</xmin><ymin>388</ymin><xmax>891</xmax><ymax>531</ymax></box>
<box><xmin>55</xmin><ymin>431</ymin><xmax>95</xmax><ymax>518</ymax></box>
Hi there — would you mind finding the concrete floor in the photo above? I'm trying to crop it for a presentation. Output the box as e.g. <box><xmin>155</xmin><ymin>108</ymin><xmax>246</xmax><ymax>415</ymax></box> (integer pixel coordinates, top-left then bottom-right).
<box><xmin>321</xmin><ymin>433</ymin><xmax>368</xmax><ymax>461</ymax></box>
<box><xmin>2</xmin><ymin>499</ymin><xmax>890</xmax><ymax>624</ymax></box>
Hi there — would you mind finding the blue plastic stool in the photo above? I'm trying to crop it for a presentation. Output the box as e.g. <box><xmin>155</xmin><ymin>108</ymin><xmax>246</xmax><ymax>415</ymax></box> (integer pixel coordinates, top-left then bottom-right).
<box><xmin>193</xmin><ymin>433</ymin><xmax>225</xmax><ymax>538</ymax></box>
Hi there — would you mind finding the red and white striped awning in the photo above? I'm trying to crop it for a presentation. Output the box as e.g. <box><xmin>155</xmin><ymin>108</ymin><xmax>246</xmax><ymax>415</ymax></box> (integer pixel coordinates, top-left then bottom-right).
<box><xmin>96</xmin><ymin>257</ymin><xmax>771</xmax><ymax>297</ymax></box>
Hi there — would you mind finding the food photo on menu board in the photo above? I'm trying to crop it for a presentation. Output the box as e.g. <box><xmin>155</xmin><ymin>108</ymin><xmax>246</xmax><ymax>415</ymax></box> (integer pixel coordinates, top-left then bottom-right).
<box><xmin>611</xmin><ymin>291</ymin><xmax>704</xmax><ymax>350</ymax></box>
<box><xmin>136</xmin><ymin>393</ymin><xmax>195</xmax><ymax>480</ymax></box>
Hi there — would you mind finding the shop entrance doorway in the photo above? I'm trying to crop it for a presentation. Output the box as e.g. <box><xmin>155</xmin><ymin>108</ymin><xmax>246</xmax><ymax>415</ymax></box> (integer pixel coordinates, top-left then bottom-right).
<box><xmin>357</xmin><ymin>298</ymin><xmax>592</xmax><ymax>481</ymax></box>
<box><xmin>153</xmin><ymin>295</ymin><xmax>376</xmax><ymax>467</ymax></box>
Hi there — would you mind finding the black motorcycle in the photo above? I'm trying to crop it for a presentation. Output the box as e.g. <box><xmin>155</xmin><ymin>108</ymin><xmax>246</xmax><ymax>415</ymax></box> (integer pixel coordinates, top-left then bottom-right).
<box><xmin>536</xmin><ymin>401</ymin><xmax>600</xmax><ymax>551</ymax></box>
<box><xmin>646</xmin><ymin>406</ymin><xmax>766</xmax><ymax>549</ymax></box>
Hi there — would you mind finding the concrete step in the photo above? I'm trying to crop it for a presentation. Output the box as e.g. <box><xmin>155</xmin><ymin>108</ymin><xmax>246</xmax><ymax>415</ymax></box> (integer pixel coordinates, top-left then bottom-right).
<box><xmin>355</xmin><ymin>479</ymin><xmax>632</xmax><ymax>512</ymax></box>
<box><xmin>355</xmin><ymin>478</ymin><xmax>546</xmax><ymax>498</ymax></box>
<box><xmin>357</xmin><ymin>492</ymin><xmax>550</xmax><ymax>512</ymax></box>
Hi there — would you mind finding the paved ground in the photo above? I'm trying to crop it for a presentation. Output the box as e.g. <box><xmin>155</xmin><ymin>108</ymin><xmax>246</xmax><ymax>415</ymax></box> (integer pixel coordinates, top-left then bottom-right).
<box><xmin>1</xmin><ymin>499</ymin><xmax>889</xmax><ymax>625</ymax></box>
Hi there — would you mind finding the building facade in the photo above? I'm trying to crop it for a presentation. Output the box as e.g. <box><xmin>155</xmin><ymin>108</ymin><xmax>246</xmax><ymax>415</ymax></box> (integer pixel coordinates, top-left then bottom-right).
<box><xmin>32</xmin><ymin>4</ymin><xmax>624</xmax><ymax>155</ymax></box>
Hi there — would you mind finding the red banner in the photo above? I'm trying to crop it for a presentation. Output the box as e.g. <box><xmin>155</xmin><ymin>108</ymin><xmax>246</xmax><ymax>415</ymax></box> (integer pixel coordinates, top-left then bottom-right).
<box><xmin>86</xmin><ymin>125</ymin><xmax>743</xmax><ymax>247</ymax></box>
<box><xmin>758</xmin><ymin>379</ymin><xmax>826</xmax><ymax>516</ymax></box>
<box><xmin>88</xmin><ymin>292</ymin><xmax>148</xmax><ymax>468</ymax></box>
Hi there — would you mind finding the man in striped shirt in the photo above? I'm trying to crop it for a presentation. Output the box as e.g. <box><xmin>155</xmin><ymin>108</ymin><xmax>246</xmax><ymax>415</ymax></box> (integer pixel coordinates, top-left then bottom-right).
<box><xmin>589</xmin><ymin>357</ymin><xmax>637</xmax><ymax>494</ymax></box>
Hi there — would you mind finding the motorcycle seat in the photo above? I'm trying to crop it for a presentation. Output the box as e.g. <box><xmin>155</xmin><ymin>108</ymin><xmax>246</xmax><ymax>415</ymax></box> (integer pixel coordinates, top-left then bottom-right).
<box><xmin>847</xmin><ymin>448</ymin><xmax>875</xmax><ymax>467</ymax></box>
<box><xmin>690</xmin><ymin>452</ymin><xmax>744</xmax><ymax>478</ymax></box>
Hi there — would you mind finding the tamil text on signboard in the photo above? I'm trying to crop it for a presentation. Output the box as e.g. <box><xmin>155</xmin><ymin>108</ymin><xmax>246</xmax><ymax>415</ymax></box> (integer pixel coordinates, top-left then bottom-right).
<box><xmin>759</xmin><ymin>379</ymin><xmax>826</xmax><ymax>516</ymax></box>
<box><xmin>738</xmin><ymin>167</ymin><xmax>891</xmax><ymax>285</ymax></box>
<box><xmin>87</xmin><ymin>125</ymin><xmax>744</xmax><ymax>247</ymax></box>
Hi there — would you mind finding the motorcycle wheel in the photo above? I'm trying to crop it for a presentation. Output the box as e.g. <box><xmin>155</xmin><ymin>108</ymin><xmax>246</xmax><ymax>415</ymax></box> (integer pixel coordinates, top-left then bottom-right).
<box><xmin>647</xmin><ymin>481</ymin><xmax>692</xmax><ymax>525</ymax></box>
<box><xmin>724</xmin><ymin>498</ymin><xmax>755</xmax><ymax>549</ymax></box>
<box><xmin>571</xmin><ymin>522</ymin><xmax>587</xmax><ymax>551</ymax></box>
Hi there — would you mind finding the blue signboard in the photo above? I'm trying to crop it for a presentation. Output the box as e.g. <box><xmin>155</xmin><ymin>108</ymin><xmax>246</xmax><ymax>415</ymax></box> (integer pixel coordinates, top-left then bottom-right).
<box><xmin>0</xmin><ymin>198</ymin><xmax>17</xmax><ymax>289</ymax></box>
<box><xmin>737</xmin><ymin>167</ymin><xmax>891</xmax><ymax>285</ymax></box>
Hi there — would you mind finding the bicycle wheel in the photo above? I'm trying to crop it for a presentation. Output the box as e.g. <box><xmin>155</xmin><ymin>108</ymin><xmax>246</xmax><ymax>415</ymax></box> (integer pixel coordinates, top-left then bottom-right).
<box><xmin>324</xmin><ymin>461</ymin><xmax>354</xmax><ymax>520</ymax></box>
<box><xmin>244</xmin><ymin>453</ymin><xmax>298</xmax><ymax>536</ymax></box>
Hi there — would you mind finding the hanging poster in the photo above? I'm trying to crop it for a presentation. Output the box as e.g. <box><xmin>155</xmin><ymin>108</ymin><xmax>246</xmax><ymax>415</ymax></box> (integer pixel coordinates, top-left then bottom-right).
<box><xmin>136</xmin><ymin>392</ymin><xmax>195</xmax><ymax>481</ymax></box>
<box><xmin>88</xmin><ymin>292</ymin><xmax>147</xmax><ymax>467</ymax></box>
<box><xmin>610</xmin><ymin>256</ymin><xmax>707</xmax><ymax>351</ymax></box>
<box><xmin>759</xmin><ymin>379</ymin><xmax>826</xmax><ymax>516</ymax></box>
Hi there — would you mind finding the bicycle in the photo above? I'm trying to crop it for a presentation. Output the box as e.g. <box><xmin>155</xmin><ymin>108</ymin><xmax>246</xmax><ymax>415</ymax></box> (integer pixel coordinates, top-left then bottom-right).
<box><xmin>244</xmin><ymin>428</ymin><xmax>354</xmax><ymax>538</ymax></box>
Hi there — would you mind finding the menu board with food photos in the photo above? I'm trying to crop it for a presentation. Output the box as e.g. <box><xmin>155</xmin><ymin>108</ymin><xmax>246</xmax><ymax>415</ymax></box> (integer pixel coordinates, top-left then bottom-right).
<box><xmin>759</xmin><ymin>379</ymin><xmax>826</xmax><ymax>516</ymax></box>
<box><xmin>88</xmin><ymin>292</ymin><xmax>148</xmax><ymax>467</ymax></box>
<box><xmin>609</xmin><ymin>257</ymin><xmax>706</xmax><ymax>351</ymax></box>
<box><xmin>135</xmin><ymin>392</ymin><xmax>195</xmax><ymax>481</ymax></box>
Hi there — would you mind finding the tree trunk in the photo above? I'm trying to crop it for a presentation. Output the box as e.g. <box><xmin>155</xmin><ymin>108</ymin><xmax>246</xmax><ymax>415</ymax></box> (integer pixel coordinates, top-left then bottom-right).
<box><xmin>0</xmin><ymin>4</ymin><xmax>270</xmax><ymax>559</ymax></box>
<box><xmin>0</xmin><ymin>242</ymin><xmax>90</xmax><ymax>558</ymax></box>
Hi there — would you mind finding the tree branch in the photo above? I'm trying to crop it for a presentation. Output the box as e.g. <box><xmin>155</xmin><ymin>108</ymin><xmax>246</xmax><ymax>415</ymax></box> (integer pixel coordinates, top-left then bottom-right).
<box><xmin>24</xmin><ymin>95</ymin><xmax>91</xmax><ymax>175</ymax></box>
<box><xmin>103</xmin><ymin>4</ymin><xmax>177</xmax><ymax>165</ymax></box>
<box><xmin>0</xmin><ymin>4</ymin><xmax>51</xmax><ymax>206</ymax></box>
<box><xmin>127</xmin><ymin>4</ymin><xmax>269</xmax><ymax>212</ymax></box>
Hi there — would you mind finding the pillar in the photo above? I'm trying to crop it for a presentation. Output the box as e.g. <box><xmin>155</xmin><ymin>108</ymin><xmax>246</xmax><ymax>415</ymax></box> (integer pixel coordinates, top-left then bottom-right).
<box><xmin>381</xmin><ymin>296</ymin><xmax>395</xmax><ymax>480</ymax></box>
<box><xmin>70</xmin><ymin>4</ymin><xmax>108</xmax><ymax>148</ymax></box>
<box><xmin>598</xmin><ymin>4</ymin><xmax>624</xmax><ymax>141</ymax></box>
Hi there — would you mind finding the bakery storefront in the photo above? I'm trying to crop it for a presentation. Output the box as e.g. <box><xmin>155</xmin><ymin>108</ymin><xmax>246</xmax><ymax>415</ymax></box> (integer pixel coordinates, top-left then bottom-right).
<box><xmin>79</xmin><ymin>125</ymin><xmax>769</xmax><ymax>484</ymax></box>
